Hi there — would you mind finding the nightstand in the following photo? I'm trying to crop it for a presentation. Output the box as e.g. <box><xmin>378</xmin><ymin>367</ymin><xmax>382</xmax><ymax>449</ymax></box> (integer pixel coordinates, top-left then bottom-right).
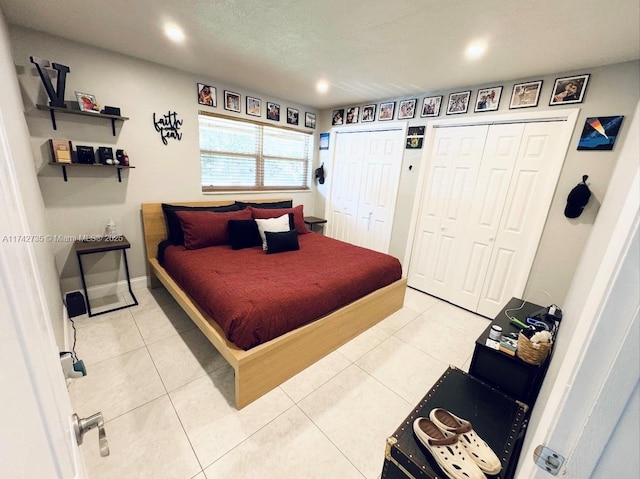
<box><xmin>303</xmin><ymin>216</ymin><xmax>327</xmax><ymax>232</ymax></box>
<box><xmin>74</xmin><ymin>235</ymin><xmax>138</xmax><ymax>316</ymax></box>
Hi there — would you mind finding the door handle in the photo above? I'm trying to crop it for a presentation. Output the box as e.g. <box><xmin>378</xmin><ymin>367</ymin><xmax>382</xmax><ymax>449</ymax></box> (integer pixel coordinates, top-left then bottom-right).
<box><xmin>72</xmin><ymin>412</ymin><xmax>110</xmax><ymax>457</ymax></box>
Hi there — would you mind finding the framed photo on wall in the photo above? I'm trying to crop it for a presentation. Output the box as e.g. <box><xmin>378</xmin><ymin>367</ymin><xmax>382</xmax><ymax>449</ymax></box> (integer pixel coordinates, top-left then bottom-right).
<box><xmin>378</xmin><ymin>102</ymin><xmax>395</xmax><ymax>121</ymax></box>
<box><xmin>197</xmin><ymin>83</ymin><xmax>216</xmax><ymax>107</ymax></box>
<box><xmin>361</xmin><ymin>104</ymin><xmax>376</xmax><ymax>122</ymax></box>
<box><xmin>550</xmin><ymin>74</ymin><xmax>590</xmax><ymax>105</ymax></box>
<box><xmin>287</xmin><ymin>107</ymin><xmax>299</xmax><ymax>125</ymax></box>
<box><xmin>332</xmin><ymin>108</ymin><xmax>344</xmax><ymax>125</ymax></box>
<box><xmin>266</xmin><ymin>102</ymin><xmax>280</xmax><ymax>121</ymax></box>
<box><xmin>446</xmin><ymin>91</ymin><xmax>471</xmax><ymax>114</ymax></box>
<box><xmin>474</xmin><ymin>86</ymin><xmax>502</xmax><ymax>112</ymax></box>
<box><xmin>246</xmin><ymin>96</ymin><xmax>261</xmax><ymax>116</ymax></box>
<box><xmin>509</xmin><ymin>80</ymin><xmax>543</xmax><ymax>109</ymax></box>
<box><xmin>398</xmin><ymin>99</ymin><xmax>417</xmax><ymax>119</ymax></box>
<box><xmin>224</xmin><ymin>90</ymin><xmax>241</xmax><ymax>112</ymax></box>
<box><xmin>305</xmin><ymin>112</ymin><xmax>316</xmax><ymax>129</ymax></box>
<box><xmin>421</xmin><ymin>96</ymin><xmax>442</xmax><ymax>117</ymax></box>
<box><xmin>346</xmin><ymin>107</ymin><xmax>359</xmax><ymax>124</ymax></box>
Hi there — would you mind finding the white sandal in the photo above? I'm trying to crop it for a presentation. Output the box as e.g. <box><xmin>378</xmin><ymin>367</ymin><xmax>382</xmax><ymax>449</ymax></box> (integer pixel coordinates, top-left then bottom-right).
<box><xmin>413</xmin><ymin>417</ymin><xmax>486</xmax><ymax>479</ymax></box>
<box><xmin>429</xmin><ymin>408</ymin><xmax>502</xmax><ymax>475</ymax></box>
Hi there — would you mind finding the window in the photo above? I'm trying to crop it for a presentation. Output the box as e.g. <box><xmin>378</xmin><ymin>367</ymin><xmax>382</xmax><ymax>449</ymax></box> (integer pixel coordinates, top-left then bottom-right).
<box><xmin>199</xmin><ymin>113</ymin><xmax>313</xmax><ymax>192</ymax></box>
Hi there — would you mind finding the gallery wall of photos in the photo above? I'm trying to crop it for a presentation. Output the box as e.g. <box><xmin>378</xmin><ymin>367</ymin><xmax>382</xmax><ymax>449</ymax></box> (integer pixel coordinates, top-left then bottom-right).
<box><xmin>196</xmin><ymin>82</ymin><xmax>317</xmax><ymax>129</ymax></box>
<box><xmin>328</xmin><ymin>73</ymin><xmax>591</xmax><ymax>127</ymax></box>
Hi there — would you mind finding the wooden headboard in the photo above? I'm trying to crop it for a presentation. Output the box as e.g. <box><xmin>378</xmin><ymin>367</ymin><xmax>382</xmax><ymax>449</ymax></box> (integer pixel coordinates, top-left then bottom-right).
<box><xmin>140</xmin><ymin>199</ymin><xmax>292</xmax><ymax>261</ymax></box>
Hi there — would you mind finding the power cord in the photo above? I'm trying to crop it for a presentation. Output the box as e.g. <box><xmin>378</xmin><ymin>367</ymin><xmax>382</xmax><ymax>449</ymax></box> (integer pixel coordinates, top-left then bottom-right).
<box><xmin>504</xmin><ymin>289</ymin><xmax>553</xmax><ymax>322</ymax></box>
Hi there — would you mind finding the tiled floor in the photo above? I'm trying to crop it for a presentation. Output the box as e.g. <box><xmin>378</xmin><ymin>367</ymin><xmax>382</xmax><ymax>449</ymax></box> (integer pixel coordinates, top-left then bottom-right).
<box><xmin>68</xmin><ymin>286</ymin><xmax>490</xmax><ymax>479</ymax></box>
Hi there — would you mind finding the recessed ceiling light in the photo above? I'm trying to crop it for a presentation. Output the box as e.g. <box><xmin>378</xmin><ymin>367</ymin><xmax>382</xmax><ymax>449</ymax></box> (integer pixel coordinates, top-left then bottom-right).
<box><xmin>465</xmin><ymin>41</ymin><xmax>487</xmax><ymax>60</ymax></box>
<box><xmin>316</xmin><ymin>79</ymin><xmax>330</xmax><ymax>94</ymax></box>
<box><xmin>164</xmin><ymin>24</ymin><xmax>185</xmax><ymax>43</ymax></box>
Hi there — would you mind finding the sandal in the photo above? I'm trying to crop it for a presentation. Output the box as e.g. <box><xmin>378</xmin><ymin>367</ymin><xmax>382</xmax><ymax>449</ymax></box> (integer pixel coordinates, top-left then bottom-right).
<box><xmin>413</xmin><ymin>417</ymin><xmax>486</xmax><ymax>479</ymax></box>
<box><xmin>430</xmin><ymin>408</ymin><xmax>502</xmax><ymax>475</ymax></box>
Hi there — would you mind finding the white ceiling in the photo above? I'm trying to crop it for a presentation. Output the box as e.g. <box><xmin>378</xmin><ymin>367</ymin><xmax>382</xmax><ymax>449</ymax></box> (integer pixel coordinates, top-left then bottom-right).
<box><xmin>1</xmin><ymin>0</ymin><xmax>638</xmax><ymax>110</ymax></box>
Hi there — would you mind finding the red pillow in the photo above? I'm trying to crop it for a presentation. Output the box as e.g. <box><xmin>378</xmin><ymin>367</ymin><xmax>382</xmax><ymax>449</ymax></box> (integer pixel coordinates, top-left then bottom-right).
<box><xmin>176</xmin><ymin>209</ymin><xmax>252</xmax><ymax>249</ymax></box>
<box><xmin>249</xmin><ymin>205</ymin><xmax>309</xmax><ymax>235</ymax></box>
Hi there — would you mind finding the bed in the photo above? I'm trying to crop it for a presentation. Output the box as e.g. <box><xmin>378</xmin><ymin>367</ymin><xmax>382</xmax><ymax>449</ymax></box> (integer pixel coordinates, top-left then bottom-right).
<box><xmin>141</xmin><ymin>200</ymin><xmax>407</xmax><ymax>408</ymax></box>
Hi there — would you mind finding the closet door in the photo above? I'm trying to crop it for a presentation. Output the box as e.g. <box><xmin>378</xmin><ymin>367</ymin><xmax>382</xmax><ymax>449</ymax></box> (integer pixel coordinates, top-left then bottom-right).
<box><xmin>448</xmin><ymin>123</ymin><xmax>526</xmax><ymax>311</ymax></box>
<box><xmin>327</xmin><ymin>128</ymin><xmax>404</xmax><ymax>253</ymax></box>
<box><xmin>476</xmin><ymin>121</ymin><xmax>568</xmax><ymax>317</ymax></box>
<box><xmin>407</xmin><ymin>125</ymin><xmax>489</xmax><ymax>298</ymax></box>
<box><xmin>326</xmin><ymin>132</ymin><xmax>365</xmax><ymax>244</ymax></box>
<box><xmin>355</xmin><ymin>130</ymin><xmax>405</xmax><ymax>253</ymax></box>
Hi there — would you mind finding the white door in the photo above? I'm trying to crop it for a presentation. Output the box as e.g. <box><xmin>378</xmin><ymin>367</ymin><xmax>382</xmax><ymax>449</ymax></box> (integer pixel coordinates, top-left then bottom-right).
<box><xmin>325</xmin><ymin>131</ymin><xmax>365</xmax><ymax>244</ymax></box>
<box><xmin>326</xmin><ymin>126</ymin><xmax>404</xmax><ymax>253</ymax></box>
<box><xmin>448</xmin><ymin>123</ymin><xmax>526</xmax><ymax>311</ymax></box>
<box><xmin>477</xmin><ymin>121</ymin><xmax>570</xmax><ymax>317</ymax></box>
<box><xmin>0</xmin><ymin>106</ymin><xmax>86</xmax><ymax>479</ymax></box>
<box><xmin>406</xmin><ymin>125</ymin><xmax>489</xmax><ymax>298</ymax></box>
<box><xmin>354</xmin><ymin>130</ymin><xmax>405</xmax><ymax>253</ymax></box>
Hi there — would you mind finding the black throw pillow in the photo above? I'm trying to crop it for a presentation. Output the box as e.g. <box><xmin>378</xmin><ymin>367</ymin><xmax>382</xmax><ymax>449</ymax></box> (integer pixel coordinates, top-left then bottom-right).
<box><xmin>228</xmin><ymin>219</ymin><xmax>262</xmax><ymax>250</ymax></box>
<box><xmin>265</xmin><ymin>230</ymin><xmax>300</xmax><ymax>254</ymax></box>
<box><xmin>235</xmin><ymin>200</ymin><xmax>293</xmax><ymax>210</ymax></box>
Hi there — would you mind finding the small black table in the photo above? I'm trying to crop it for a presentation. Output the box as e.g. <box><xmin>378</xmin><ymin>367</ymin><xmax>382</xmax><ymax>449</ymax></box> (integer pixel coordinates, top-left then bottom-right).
<box><xmin>74</xmin><ymin>235</ymin><xmax>138</xmax><ymax>316</ymax></box>
<box><xmin>303</xmin><ymin>216</ymin><xmax>327</xmax><ymax>232</ymax></box>
<box><xmin>469</xmin><ymin>297</ymin><xmax>554</xmax><ymax>407</ymax></box>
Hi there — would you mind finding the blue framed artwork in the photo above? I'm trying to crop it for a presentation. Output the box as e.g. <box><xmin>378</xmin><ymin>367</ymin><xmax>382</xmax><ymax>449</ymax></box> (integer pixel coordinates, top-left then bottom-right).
<box><xmin>577</xmin><ymin>116</ymin><xmax>624</xmax><ymax>151</ymax></box>
<box><xmin>319</xmin><ymin>132</ymin><xmax>330</xmax><ymax>150</ymax></box>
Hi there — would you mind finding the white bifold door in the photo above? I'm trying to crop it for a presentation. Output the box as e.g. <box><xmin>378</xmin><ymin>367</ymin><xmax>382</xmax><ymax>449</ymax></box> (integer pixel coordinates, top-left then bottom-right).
<box><xmin>326</xmin><ymin>126</ymin><xmax>405</xmax><ymax>253</ymax></box>
<box><xmin>408</xmin><ymin>119</ymin><xmax>572</xmax><ymax>318</ymax></box>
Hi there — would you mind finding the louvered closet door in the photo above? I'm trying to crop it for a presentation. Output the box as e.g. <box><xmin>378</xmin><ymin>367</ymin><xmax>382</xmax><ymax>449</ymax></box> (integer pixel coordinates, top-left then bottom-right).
<box><xmin>476</xmin><ymin>121</ymin><xmax>568</xmax><ymax>318</ymax></box>
<box><xmin>407</xmin><ymin>125</ymin><xmax>489</xmax><ymax>298</ymax></box>
<box><xmin>355</xmin><ymin>129</ymin><xmax>405</xmax><ymax>253</ymax></box>
<box><xmin>326</xmin><ymin>132</ymin><xmax>365</xmax><ymax>244</ymax></box>
<box><xmin>448</xmin><ymin>123</ymin><xmax>526</xmax><ymax>311</ymax></box>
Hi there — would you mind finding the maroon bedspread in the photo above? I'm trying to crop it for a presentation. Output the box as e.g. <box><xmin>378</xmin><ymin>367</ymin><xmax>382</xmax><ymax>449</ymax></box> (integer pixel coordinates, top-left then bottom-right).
<box><xmin>162</xmin><ymin>233</ymin><xmax>402</xmax><ymax>350</ymax></box>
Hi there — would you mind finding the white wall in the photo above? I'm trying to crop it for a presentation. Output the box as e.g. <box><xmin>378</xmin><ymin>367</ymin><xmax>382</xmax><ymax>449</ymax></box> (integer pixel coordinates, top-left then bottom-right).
<box><xmin>9</xmin><ymin>26</ymin><xmax>319</xmax><ymax>293</ymax></box>
<box><xmin>317</xmin><ymin>60</ymin><xmax>640</xmax><ymax>308</ymax></box>
<box><xmin>0</xmin><ymin>17</ymin><xmax>65</xmax><ymax>347</ymax></box>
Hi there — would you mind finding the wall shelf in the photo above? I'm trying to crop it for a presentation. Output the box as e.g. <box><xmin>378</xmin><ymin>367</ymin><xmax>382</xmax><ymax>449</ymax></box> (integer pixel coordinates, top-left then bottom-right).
<box><xmin>48</xmin><ymin>162</ymin><xmax>135</xmax><ymax>182</ymax></box>
<box><xmin>36</xmin><ymin>104</ymin><xmax>129</xmax><ymax>136</ymax></box>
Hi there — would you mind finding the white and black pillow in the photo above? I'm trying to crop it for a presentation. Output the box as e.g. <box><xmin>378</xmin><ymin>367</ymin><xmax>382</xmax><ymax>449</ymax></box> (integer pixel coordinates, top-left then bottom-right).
<box><xmin>254</xmin><ymin>214</ymin><xmax>291</xmax><ymax>250</ymax></box>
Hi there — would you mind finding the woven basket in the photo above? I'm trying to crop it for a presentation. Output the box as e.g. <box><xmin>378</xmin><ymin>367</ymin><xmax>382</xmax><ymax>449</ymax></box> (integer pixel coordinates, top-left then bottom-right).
<box><xmin>516</xmin><ymin>332</ymin><xmax>552</xmax><ymax>365</ymax></box>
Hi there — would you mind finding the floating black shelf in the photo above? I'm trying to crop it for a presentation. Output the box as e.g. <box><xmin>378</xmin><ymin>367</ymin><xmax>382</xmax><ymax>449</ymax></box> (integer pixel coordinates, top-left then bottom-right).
<box><xmin>36</xmin><ymin>104</ymin><xmax>129</xmax><ymax>136</ymax></box>
<box><xmin>48</xmin><ymin>162</ymin><xmax>135</xmax><ymax>182</ymax></box>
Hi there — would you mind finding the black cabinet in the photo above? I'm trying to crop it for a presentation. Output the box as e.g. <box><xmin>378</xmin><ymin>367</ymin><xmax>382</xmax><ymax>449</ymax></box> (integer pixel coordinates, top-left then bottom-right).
<box><xmin>469</xmin><ymin>297</ymin><xmax>554</xmax><ymax>407</ymax></box>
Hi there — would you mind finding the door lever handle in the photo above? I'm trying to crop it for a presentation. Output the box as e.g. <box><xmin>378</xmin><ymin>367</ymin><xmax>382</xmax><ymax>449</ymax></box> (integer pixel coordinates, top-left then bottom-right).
<box><xmin>72</xmin><ymin>412</ymin><xmax>110</xmax><ymax>457</ymax></box>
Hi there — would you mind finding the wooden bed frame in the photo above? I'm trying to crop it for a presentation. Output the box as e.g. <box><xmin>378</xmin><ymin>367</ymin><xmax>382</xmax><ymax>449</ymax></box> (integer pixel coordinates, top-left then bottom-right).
<box><xmin>141</xmin><ymin>200</ymin><xmax>407</xmax><ymax>409</ymax></box>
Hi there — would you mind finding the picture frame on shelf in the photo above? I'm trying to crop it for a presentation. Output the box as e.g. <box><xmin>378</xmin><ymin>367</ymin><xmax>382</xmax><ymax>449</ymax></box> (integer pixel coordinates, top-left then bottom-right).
<box><xmin>266</xmin><ymin>102</ymin><xmax>280</xmax><ymax>121</ymax></box>
<box><xmin>346</xmin><ymin>107</ymin><xmax>359</xmax><ymax>124</ymax></box>
<box><xmin>48</xmin><ymin>138</ymin><xmax>72</xmax><ymax>163</ymax></box>
<box><xmin>398</xmin><ymin>99</ymin><xmax>417</xmax><ymax>119</ymax></box>
<box><xmin>75</xmin><ymin>92</ymin><xmax>100</xmax><ymax>113</ymax></box>
<box><xmin>361</xmin><ymin>104</ymin><xmax>376</xmax><ymax>122</ymax></box>
<box><xmin>378</xmin><ymin>102</ymin><xmax>395</xmax><ymax>121</ymax></box>
<box><xmin>246</xmin><ymin>96</ymin><xmax>261</xmax><ymax>117</ymax></box>
<box><xmin>332</xmin><ymin>108</ymin><xmax>344</xmax><ymax>125</ymax></box>
<box><xmin>305</xmin><ymin>112</ymin><xmax>316</xmax><ymax>129</ymax></box>
<box><xmin>446</xmin><ymin>91</ymin><xmax>471</xmax><ymax>115</ymax></box>
<box><xmin>224</xmin><ymin>90</ymin><xmax>241</xmax><ymax>112</ymax></box>
<box><xmin>509</xmin><ymin>80</ymin><xmax>543</xmax><ymax>109</ymax></box>
<box><xmin>197</xmin><ymin>83</ymin><xmax>216</xmax><ymax>107</ymax></box>
<box><xmin>474</xmin><ymin>86</ymin><xmax>502</xmax><ymax>112</ymax></box>
<box><xmin>550</xmin><ymin>74</ymin><xmax>590</xmax><ymax>105</ymax></box>
<box><xmin>287</xmin><ymin>107</ymin><xmax>299</xmax><ymax>125</ymax></box>
<box><xmin>421</xmin><ymin>96</ymin><xmax>442</xmax><ymax>117</ymax></box>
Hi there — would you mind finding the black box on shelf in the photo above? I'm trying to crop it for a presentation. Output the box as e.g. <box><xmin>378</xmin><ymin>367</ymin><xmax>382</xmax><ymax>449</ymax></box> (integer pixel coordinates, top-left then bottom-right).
<box><xmin>97</xmin><ymin>146</ymin><xmax>114</xmax><ymax>165</ymax></box>
<box><xmin>381</xmin><ymin>366</ymin><xmax>528</xmax><ymax>479</ymax></box>
<box><xmin>100</xmin><ymin>106</ymin><xmax>121</xmax><ymax>116</ymax></box>
<box><xmin>65</xmin><ymin>291</ymin><xmax>86</xmax><ymax>318</ymax></box>
<box><xmin>75</xmin><ymin>145</ymin><xmax>95</xmax><ymax>164</ymax></box>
